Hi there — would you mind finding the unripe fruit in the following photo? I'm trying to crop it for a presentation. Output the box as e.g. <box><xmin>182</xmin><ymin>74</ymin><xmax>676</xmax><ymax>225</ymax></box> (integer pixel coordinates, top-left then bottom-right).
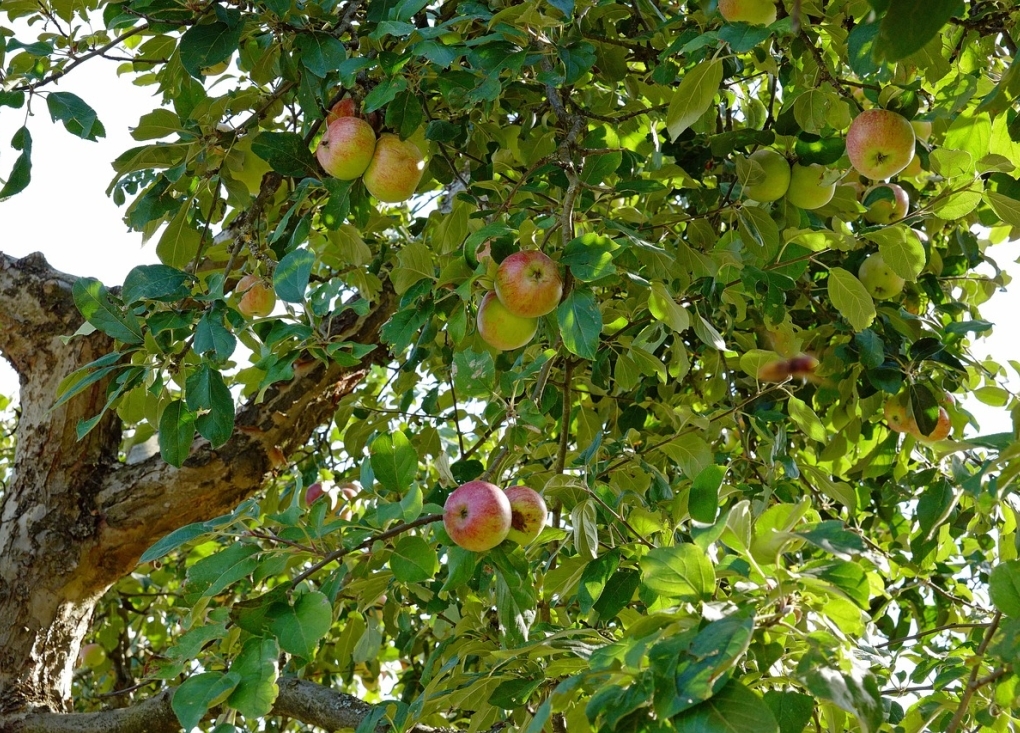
<box><xmin>443</xmin><ymin>480</ymin><xmax>512</xmax><ymax>552</ymax></box>
<box><xmin>316</xmin><ymin>117</ymin><xmax>377</xmax><ymax>180</ymax></box>
<box><xmin>743</xmin><ymin>149</ymin><xmax>791</xmax><ymax>202</ymax></box>
<box><xmin>718</xmin><ymin>0</ymin><xmax>777</xmax><ymax>25</ymax></box>
<box><xmin>863</xmin><ymin>184</ymin><xmax>909</xmax><ymax>224</ymax></box>
<box><xmin>846</xmin><ymin>109</ymin><xmax>916</xmax><ymax>180</ymax></box>
<box><xmin>916</xmin><ymin>407</ymin><xmax>951</xmax><ymax>441</ymax></box>
<box><xmin>363</xmin><ymin>134</ymin><xmax>426</xmax><ymax>203</ymax></box>
<box><xmin>884</xmin><ymin>395</ymin><xmax>914</xmax><ymax>433</ymax></box>
<box><xmin>236</xmin><ymin>274</ymin><xmax>276</xmax><ymax>318</ymax></box>
<box><xmin>858</xmin><ymin>253</ymin><xmax>905</xmax><ymax>300</ymax></box>
<box><xmin>79</xmin><ymin>643</ymin><xmax>107</xmax><ymax>669</ymax></box>
<box><xmin>786</xmin><ymin>163</ymin><xmax>836</xmax><ymax>210</ymax></box>
<box><xmin>477</xmin><ymin>291</ymin><xmax>538</xmax><ymax>351</ymax></box>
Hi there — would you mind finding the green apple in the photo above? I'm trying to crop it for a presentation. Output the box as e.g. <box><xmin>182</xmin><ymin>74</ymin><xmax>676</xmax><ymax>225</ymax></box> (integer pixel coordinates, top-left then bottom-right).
<box><xmin>78</xmin><ymin>643</ymin><xmax>107</xmax><ymax>669</ymax></box>
<box><xmin>910</xmin><ymin>119</ymin><xmax>932</xmax><ymax>144</ymax></box>
<box><xmin>858</xmin><ymin>252</ymin><xmax>905</xmax><ymax>300</ymax></box>
<box><xmin>786</xmin><ymin>163</ymin><xmax>836</xmax><ymax>210</ymax></box>
<box><xmin>718</xmin><ymin>0</ymin><xmax>777</xmax><ymax>25</ymax></box>
<box><xmin>476</xmin><ymin>291</ymin><xmax>538</xmax><ymax>351</ymax></box>
<box><xmin>863</xmin><ymin>183</ymin><xmax>909</xmax><ymax>224</ymax></box>
<box><xmin>846</xmin><ymin>109</ymin><xmax>916</xmax><ymax>180</ymax></box>
<box><xmin>743</xmin><ymin>149</ymin><xmax>791</xmax><ymax>202</ymax></box>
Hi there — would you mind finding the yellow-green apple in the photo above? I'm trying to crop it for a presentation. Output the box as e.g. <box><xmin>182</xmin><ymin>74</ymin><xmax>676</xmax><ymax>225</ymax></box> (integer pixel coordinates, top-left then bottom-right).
<box><xmin>718</xmin><ymin>0</ymin><xmax>777</xmax><ymax>25</ymax></box>
<box><xmin>316</xmin><ymin>116</ymin><xmax>377</xmax><ymax>180</ymax></box>
<box><xmin>863</xmin><ymin>183</ymin><xmax>909</xmax><ymax>224</ymax></box>
<box><xmin>900</xmin><ymin>155</ymin><xmax>923</xmax><ymax>177</ymax></box>
<box><xmin>477</xmin><ymin>291</ymin><xmax>538</xmax><ymax>351</ymax></box>
<box><xmin>504</xmin><ymin>486</ymin><xmax>548</xmax><ymax>545</ymax></box>
<box><xmin>910</xmin><ymin>119</ymin><xmax>932</xmax><ymax>143</ymax></box>
<box><xmin>846</xmin><ymin>109</ymin><xmax>915</xmax><ymax>180</ymax></box>
<box><xmin>743</xmin><ymin>148</ymin><xmax>791</xmax><ymax>202</ymax></box>
<box><xmin>78</xmin><ymin>643</ymin><xmax>107</xmax><ymax>669</ymax></box>
<box><xmin>326</xmin><ymin>97</ymin><xmax>358</xmax><ymax>125</ymax></box>
<box><xmin>786</xmin><ymin>163</ymin><xmax>836</xmax><ymax>210</ymax></box>
<box><xmin>363</xmin><ymin>133</ymin><xmax>425</xmax><ymax>203</ymax></box>
<box><xmin>858</xmin><ymin>252</ymin><xmax>904</xmax><ymax>299</ymax></box>
<box><xmin>884</xmin><ymin>394</ymin><xmax>915</xmax><ymax>433</ymax></box>
<box><xmin>236</xmin><ymin>274</ymin><xmax>276</xmax><ymax>318</ymax></box>
<box><xmin>443</xmin><ymin>480</ymin><xmax>512</xmax><ymax>552</ymax></box>
<box><xmin>494</xmin><ymin>250</ymin><xmax>563</xmax><ymax>318</ymax></box>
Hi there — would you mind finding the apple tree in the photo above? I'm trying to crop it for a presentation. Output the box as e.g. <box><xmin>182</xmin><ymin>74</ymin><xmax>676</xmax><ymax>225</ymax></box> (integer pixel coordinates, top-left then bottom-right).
<box><xmin>2</xmin><ymin>0</ymin><xmax>1020</xmax><ymax>731</ymax></box>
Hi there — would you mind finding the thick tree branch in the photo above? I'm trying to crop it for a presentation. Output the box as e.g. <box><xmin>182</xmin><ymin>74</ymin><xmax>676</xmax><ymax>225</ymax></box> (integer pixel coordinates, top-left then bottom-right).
<box><xmin>2</xmin><ymin>677</ymin><xmax>473</xmax><ymax>733</ymax></box>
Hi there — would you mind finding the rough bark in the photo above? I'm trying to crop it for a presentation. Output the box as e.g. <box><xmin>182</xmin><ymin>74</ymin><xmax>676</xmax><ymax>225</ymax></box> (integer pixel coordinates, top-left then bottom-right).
<box><xmin>2</xmin><ymin>677</ymin><xmax>473</xmax><ymax>733</ymax></box>
<box><xmin>0</xmin><ymin>251</ymin><xmax>397</xmax><ymax>715</ymax></box>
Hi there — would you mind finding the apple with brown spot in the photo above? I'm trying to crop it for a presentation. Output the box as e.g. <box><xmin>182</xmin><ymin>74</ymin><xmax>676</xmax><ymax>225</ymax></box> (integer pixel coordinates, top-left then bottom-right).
<box><xmin>504</xmin><ymin>486</ymin><xmax>548</xmax><ymax>545</ymax></box>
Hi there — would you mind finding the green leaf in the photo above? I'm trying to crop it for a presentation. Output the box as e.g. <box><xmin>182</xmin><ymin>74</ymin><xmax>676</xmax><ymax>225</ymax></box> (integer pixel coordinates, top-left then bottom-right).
<box><xmin>864</xmin><ymin>225</ymin><xmax>925</xmax><ymax>282</ymax></box>
<box><xmin>990</xmin><ymin>561</ymin><xmax>1020</xmax><ymax>617</ymax></box>
<box><xmin>559</xmin><ymin>42</ymin><xmax>596</xmax><ymax>85</ymax></box>
<box><xmin>690</xmin><ymin>464</ymin><xmax>725</xmax><ymax>523</ymax></box>
<box><xmin>580</xmin><ymin>150</ymin><xmax>622</xmax><ymax>185</ymax></box>
<box><xmin>787</xmin><ymin>396</ymin><xmax>827</xmax><ymax>443</ymax></box>
<box><xmin>180</xmin><ymin>20</ymin><xmax>244</xmax><ymax>78</ymax></box>
<box><xmin>363</xmin><ymin>76</ymin><xmax>408</xmax><ymax>113</ymax></box>
<box><xmin>578</xmin><ymin>551</ymin><xmax>620</xmax><ymax>614</ymax></box>
<box><xmin>658</xmin><ymin>434</ymin><xmax>712</xmax><ymax>479</ymax></box>
<box><xmin>385</xmin><ymin>89</ymin><xmax>424</xmax><ymax>140</ymax></box>
<box><xmin>186</xmin><ymin>365</ymin><xmax>235</xmax><ymax>447</ymax></box>
<box><xmin>641</xmin><ymin>543</ymin><xmax>714</xmax><ymax>603</ymax></box>
<box><xmin>274</xmin><ymin>247</ymin><xmax>315</xmax><ymax>303</ymax></box>
<box><xmin>489</xmin><ymin>677</ymin><xmax>544</xmax><ymax>710</ymax></box>
<box><xmin>667</xmin><ymin>59</ymin><xmax>723</xmax><ymax>141</ymax></box>
<box><xmin>46</xmin><ymin>92</ymin><xmax>105</xmax><ymax>141</ymax></box>
<box><xmin>490</xmin><ymin>546</ymin><xmax>537</xmax><ymax>645</ymax></box>
<box><xmin>172</xmin><ymin>672</ymin><xmax>239</xmax><ymax>730</ymax></box>
<box><xmin>763</xmin><ymin>691</ymin><xmax>814</xmax><ymax>733</ymax></box>
<box><xmin>827</xmin><ymin>267</ymin><xmax>876</xmax><ymax>331</ymax></box>
<box><xmin>557</xmin><ymin>289</ymin><xmax>602</xmax><ymax>360</ymax></box>
<box><xmin>561</xmin><ymin>234</ymin><xmax>617</xmax><ymax>281</ymax></box>
<box><xmin>156</xmin><ymin>203</ymin><xmax>202</xmax><ymax>269</ymax></box>
<box><xmin>158</xmin><ymin>399</ymin><xmax>196</xmax><ymax>468</ymax></box>
<box><xmin>795</xmin><ymin>654</ymin><xmax>882</xmax><ymax>733</ymax></box>
<box><xmin>571</xmin><ymin>499</ymin><xmax>599</xmax><ymax>560</ymax></box>
<box><xmin>72</xmin><ymin>278</ymin><xmax>144</xmax><ymax>344</ymax></box>
<box><xmin>592</xmin><ymin>568</ymin><xmax>640</xmax><ymax>621</ymax></box>
<box><xmin>440</xmin><ymin>545</ymin><xmax>477</xmax><ymax>592</ymax></box>
<box><xmin>227</xmin><ymin>637</ymin><xmax>279</xmax><ymax>718</ymax></box>
<box><xmin>796</xmin><ymin>520</ymin><xmax>866</xmax><ymax>558</ymax></box>
<box><xmin>194</xmin><ymin>310</ymin><xmax>236</xmax><ymax>361</ymax></box>
<box><xmin>390</xmin><ymin>536</ymin><xmax>439</xmax><ymax>583</ymax></box>
<box><xmin>139</xmin><ymin>520</ymin><xmax>215</xmax><ymax>564</ymax></box>
<box><xmin>452</xmin><ymin>347</ymin><xmax>495</xmax><ymax>399</ymax></box>
<box><xmin>295</xmin><ymin>32</ymin><xmax>346</xmax><ymax>77</ymax></box>
<box><xmin>0</xmin><ymin>126</ymin><xmax>32</xmax><ymax>200</ymax></box>
<box><xmin>370</xmin><ymin>432</ymin><xmax>417</xmax><ymax>493</ymax></box>
<box><xmin>649</xmin><ymin>281</ymin><xmax>690</xmax><ymax>333</ymax></box>
<box><xmin>672</xmin><ymin>680</ymin><xmax>779</xmax><ymax>733</ymax></box>
<box><xmin>252</xmin><ymin>131</ymin><xmax>318</xmax><ymax>178</ymax></box>
<box><xmin>392</xmin><ymin>241</ymin><xmax>435</xmax><ymax>295</ymax></box>
<box><xmin>122</xmin><ymin>265</ymin><xmax>191</xmax><ymax>304</ymax></box>
<box><xmin>874</xmin><ymin>0</ymin><xmax>963</xmax><ymax>62</ymax></box>
<box><xmin>269</xmin><ymin>591</ymin><xmax>333</xmax><ymax>659</ymax></box>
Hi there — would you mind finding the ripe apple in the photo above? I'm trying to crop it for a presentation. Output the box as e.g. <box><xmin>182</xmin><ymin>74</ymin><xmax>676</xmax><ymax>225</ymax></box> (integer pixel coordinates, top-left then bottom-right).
<box><xmin>362</xmin><ymin>133</ymin><xmax>426</xmax><ymax>203</ymax></box>
<box><xmin>858</xmin><ymin>253</ymin><xmax>905</xmax><ymax>300</ymax></box>
<box><xmin>476</xmin><ymin>291</ymin><xmax>538</xmax><ymax>351</ymax></box>
<box><xmin>443</xmin><ymin>480</ymin><xmax>512</xmax><ymax>552</ymax></box>
<box><xmin>326</xmin><ymin>97</ymin><xmax>358</xmax><ymax>125</ymax></box>
<box><xmin>305</xmin><ymin>482</ymin><xmax>327</xmax><ymax>506</ymax></box>
<box><xmin>786</xmin><ymin>163</ymin><xmax>836</xmax><ymax>210</ymax></box>
<box><xmin>236</xmin><ymin>274</ymin><xmax>276</xmax><ymax>318</ymax></box>
<box><xmin>743</xmin><ymin>148</ymin><xmax>791</xmax><ymax>202</ymax></box>
<box><xmin>504</xmin><ymin>486</ymin><xmax>548</xmax><ymax>545</ymax></box>
<box><xmin>718</xmin><ymin>0</ymin><xmax>777</xmax><ymax>25</ymax></box>
<box><xmin>846</xmin><ymin>109</ymin><xmax>916</xmax><ymax>180</ymax></box>
<box><xmin>494</xmin><ymin>250</ymin><xmax>563</xmax><ymax>318</ymax></box>
<box><xmin>315</xmin><ymin>117</ymin><xmax>377</xmax><ymax>180</ymax></box>
<box><xmin>863</xmin><ymin>183</ymin><xmax>909</xmax><ymax>225</ymax></box>
<box><xmin>78</xmin><ymin>643</ymin><xmax>107</xmax><ymax>669</ymax></box>
<box><xmin>914</xmin><ymin>407</ymin><xmax>951</xmax><ymax>441</ymax></box>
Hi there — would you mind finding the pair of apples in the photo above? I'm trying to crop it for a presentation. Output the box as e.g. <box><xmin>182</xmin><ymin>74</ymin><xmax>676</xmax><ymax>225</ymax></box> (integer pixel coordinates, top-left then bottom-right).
<box><xmin>476</xmin><ymin>250</ymin><xmax>563</xmax><ymax>351</ymax></box>
<box><xmin>315</xmin><ymin>99</ymin><xmax>425</xmax><ymax>203</ymax></box>
<box><xmin>443</xmin><ymin>480</ymin><xmax>548</xmax><ymax>551</ymax></box>
<box><xmin>743</xmin><ymin>108</ymin><xmax>917</xmax><ymax>210</ymax></box>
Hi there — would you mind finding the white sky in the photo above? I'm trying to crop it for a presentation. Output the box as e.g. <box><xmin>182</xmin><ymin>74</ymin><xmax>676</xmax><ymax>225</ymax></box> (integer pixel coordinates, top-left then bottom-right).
<box><xmin>0</xmin><ymin>57</ymin><xmax>1018</xmax><ymax>438</ymax></box>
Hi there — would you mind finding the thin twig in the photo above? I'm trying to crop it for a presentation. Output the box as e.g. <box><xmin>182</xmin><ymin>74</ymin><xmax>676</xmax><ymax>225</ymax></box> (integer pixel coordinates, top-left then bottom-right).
<box><xmin>945</xmin><ymin>611</ymin><xmax>1002</xmax><ymax>733</ymax></box>
<box><xmin>13</xmin><ymin>23</ymin><xmax>150</xmax><ymax>92</ymax></box>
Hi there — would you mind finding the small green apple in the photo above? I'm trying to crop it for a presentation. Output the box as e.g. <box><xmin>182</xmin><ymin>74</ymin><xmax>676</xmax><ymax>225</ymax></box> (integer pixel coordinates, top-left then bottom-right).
<box><xmin>858</xmin><ymin>252</ymin><xmax>905</xmax><ymax>300</ymax></box>
<box><xmin>786</xmin><ymin>163</ymin><xmax>836</xmax><ymax>210</ymax></box>
<box><xmin>863</xmin><ymin>183</ymin><xmax>909</xmax><ymax>225</ymax></box>
<box><xmin>743</xmin><ymin>149</ymin><xmax>791</xmax><ymax>202</ymax></box>
<box><xmin>718</xmin><ymin>0</ymin><xmax>777</xmax><ymax>25</ymax></box>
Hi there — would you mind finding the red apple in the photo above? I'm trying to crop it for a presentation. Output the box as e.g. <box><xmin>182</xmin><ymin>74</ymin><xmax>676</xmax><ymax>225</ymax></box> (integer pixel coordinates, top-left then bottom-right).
<box><xmin>326</xmin><ymin>97</ymin><xmax>358</xmax><ymax>125</ymax></box>
<box><xmin>718</xmin><ymin>0</ymin><xmax>777</xmax><ymax>25</ymax></box>
<box><xmin>362</xmin><ymin>133</ymin><xmax>425</xmax><ymax>203</ymax></box>
<box><xmin>846</xmin><ymin>109</ymin><xmax>916</xmax><ymax>180</ymax></box>
<box><xmin>504</xmin><ymin>486</ymin><xmax>548</xmax><ymax>545</ymax></box>
<box><xmin>443</xmin><ymin>480</ymin><xmax>512</xmax><ymax>552</ymax></box>
<box><xmin>476</xmin><ymin>291</ymin><xmax>538</xmax><ymax>351</ymax></box>
<box><xmin>494</xmin><ymin>251</ymin><xmax>563</xmax><ymax>318</ymax></box>
<box><xmin>863</xmin><ymin>183</ymin><xmax>909</xmax><ymax>224</ymax></box>
<box><xmin>305</xmin><ymin>482</ymin><xmax>327</xmax><ymax>506</ymax></box>
<box><xmin>316</xmin><ymin>116</ymin><xmax>377</xmax><ymax>180</ymax></box>
<box><xmin>236</xmin><ymin>274</ymin><xmax>276</xmax><ymax>318</ymax></box>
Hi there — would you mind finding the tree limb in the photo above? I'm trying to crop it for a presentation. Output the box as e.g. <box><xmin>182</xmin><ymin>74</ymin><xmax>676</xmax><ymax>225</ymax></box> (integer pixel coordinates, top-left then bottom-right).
<box><xmin>2</xmin><ymin>676</ymin><xmax>474</xmax><ymax>733</ymax></box>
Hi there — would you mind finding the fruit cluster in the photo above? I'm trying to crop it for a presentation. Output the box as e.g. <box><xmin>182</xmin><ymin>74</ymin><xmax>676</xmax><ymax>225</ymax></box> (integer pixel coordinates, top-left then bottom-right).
<box><xmin>315</xmin><ymin>98</ymin><xmax>425</xmax><ymax>203</ymax></box>
<box><xmin>443</xmin><ymin>480</ymin><xmax>548</xmax><ymax>552</ymax></box>
<box><xmin>477</xmin><ymin>250</ymin><xmax>563</xmax><ymax>351</ymax></box>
